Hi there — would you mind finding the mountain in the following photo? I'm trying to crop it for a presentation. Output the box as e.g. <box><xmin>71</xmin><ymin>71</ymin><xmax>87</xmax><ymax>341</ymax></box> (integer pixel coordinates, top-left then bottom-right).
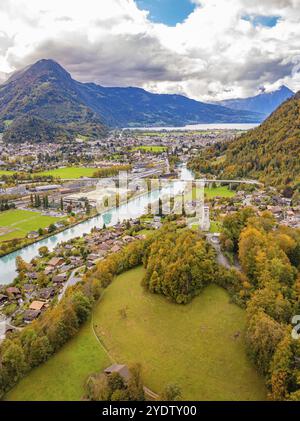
<box><xmin>74</xmin><ymin>83</ymin><xmax>264</xmax><ymax>128</ymax></box>
<box><xmin>0</xmin><ymin>59</ymin><xmax>264</xmax><ymax>142</ymax></box>
<box><xmin>2</xmin><ymin>115</ymin><xmax>73</xmax><ymax>143</ymax></box>
<box><xmin>215</xmin><ymin>86</ymin><xmax>294</xmax><ymax>117</ymax></box>
<box><xmin>0</xmin><ymin>59</ymin><xmax>107</xmax><ymax>141</ymax></box>
<box><xmin>189</xmin><ymin>91</ymin><xmax>300</xmax><ymax>190</ymax></box>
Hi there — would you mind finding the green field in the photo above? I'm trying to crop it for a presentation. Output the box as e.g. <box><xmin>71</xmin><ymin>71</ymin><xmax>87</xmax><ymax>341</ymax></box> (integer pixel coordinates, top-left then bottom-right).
<box><xmin>205</xmin><ymin>186</ymin><xmax>235</xmax><ymax>199</ymax></box>
<box><xmin>131</xmin><ymin>145</ymin><xmax>167</xmax><ymax>153</ymax></box>
<box><xmin>186</xmin><ymin>186</ymin><xmax>235</xmax><ymax>201</ymax></box>
<box><xmin>0</xmin><ymin>209</ymin><xmax>61</xmax><ymax>242</ymax></box>
<box><xmin>5</xmin><ymin>320</ymin><xmax>109</xmax><ymax>401</ymax></box>
<box><xmin>5</xmin><ymin>266</ymin><xmax>266</xmax><ymax>401</ymax></box>
<box><xmin>36</xmin><ymin>167</ymin><xmax>97</xmax><ymax>179</ymax></box>
<box><xmin>94</xmin><ymin>267</ymin><xmax>266</xmax><ymax>400</ymax></box>
<box><xmin>0</xmin><ymin>170</ymin><xmax>16</xmax><ymax>176</ymax></box>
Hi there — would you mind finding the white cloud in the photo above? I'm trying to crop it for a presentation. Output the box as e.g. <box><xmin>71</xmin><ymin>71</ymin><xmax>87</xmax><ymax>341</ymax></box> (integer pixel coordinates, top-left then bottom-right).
<box><xmin>0</xmin><ymin>0</ymin><xmax>299</xmax><ymax>100</ymax></box>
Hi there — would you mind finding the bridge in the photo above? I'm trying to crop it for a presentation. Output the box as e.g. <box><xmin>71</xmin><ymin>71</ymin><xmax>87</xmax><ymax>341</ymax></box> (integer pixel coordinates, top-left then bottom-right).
<box><xmin>177</xmin><ymin>178</ymin><xmax>262</xmax><ymax>185</ymax></box>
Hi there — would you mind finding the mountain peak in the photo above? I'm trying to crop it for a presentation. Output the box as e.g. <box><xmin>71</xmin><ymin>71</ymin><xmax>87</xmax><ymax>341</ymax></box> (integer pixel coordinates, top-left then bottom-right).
<box><xmin>6</xmin><ymin>58</ymin><xmax>72</xmax><ymax>85</ymax></box>
<box><xmin>215</xmin><ymin>85</ymin><xmax>294</xmax><ymax>116</ymax></box>
<box><xmin>277</xmin><ymin>85</ymin><xmax>294</xmax><ymax>94</ymax></box>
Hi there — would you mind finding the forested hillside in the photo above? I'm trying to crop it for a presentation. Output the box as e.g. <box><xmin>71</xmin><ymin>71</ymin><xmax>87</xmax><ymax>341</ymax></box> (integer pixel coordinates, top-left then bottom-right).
<box><xmin>189</xmin><ymin>91</ymin><xmax>300</xmax><ymax>191</ymax></box>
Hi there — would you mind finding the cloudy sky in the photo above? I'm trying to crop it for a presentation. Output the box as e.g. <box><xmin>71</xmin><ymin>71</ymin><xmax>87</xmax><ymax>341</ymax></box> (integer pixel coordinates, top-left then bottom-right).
<box><xmin>0</xmin><ymin>0</ymin><xmax>299</xmax><ymax>101</ymax></box>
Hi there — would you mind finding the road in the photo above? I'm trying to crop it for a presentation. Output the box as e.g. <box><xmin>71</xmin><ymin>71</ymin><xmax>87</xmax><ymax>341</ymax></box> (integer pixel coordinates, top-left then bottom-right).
<box><xmin>58</xmin><ymin>266</ymin><xmax>84</xmax><ymax>302</ymax></box>
<box><xmin>206</xmin><ymin>234</ymin><xmax>241</xmax><ymax>270</ymax></box>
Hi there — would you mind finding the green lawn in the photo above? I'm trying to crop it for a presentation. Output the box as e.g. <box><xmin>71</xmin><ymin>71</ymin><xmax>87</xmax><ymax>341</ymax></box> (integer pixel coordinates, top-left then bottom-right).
<box><xmin>186</xmin><ymin>186</ymin><xmax>235</xmax><ymax>201</ymax></box>
<box><xmin>94</xmin><ymin>267</ymin><xmax>266</xmax><ymax>401</ymax></box>
<box><xmin>0</xmin><ymin>209</ymin><xmax>61</xmax><ymax>242</ymax></box>
<box><xmin>131</xmin><ymin>146</ymin><xmax>167</xmax><ymax>153</ymax></box>
<box><xmin>36</xmin><ymin>167</ymin><xmax>97</xmax><ymax>179</ymax></box>
<box><xmin>5</xmin><ymin>320</ymin><xmax>110</xmax><ymax>401</ymax></box>
<box><xmin>0</xmin><ymin>170</ymin><xmax>16</xmax><ymax>176</ymax></box>
<box><xmin>205</xmin><ymin>186</ymin><xmax>235</xmax><ymax>199</ymax></box>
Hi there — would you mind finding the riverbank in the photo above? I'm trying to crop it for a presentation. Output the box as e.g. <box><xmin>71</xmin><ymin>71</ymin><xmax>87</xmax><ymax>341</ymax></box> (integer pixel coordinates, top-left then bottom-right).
<box><xmin>0</xmin><ymin>166</ymin><xmax>193</xmax><ymax>285</ymax></box>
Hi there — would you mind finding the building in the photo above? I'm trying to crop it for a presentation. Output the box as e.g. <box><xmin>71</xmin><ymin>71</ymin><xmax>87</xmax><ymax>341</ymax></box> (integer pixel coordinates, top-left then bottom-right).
<box><xmin>199</xmin><ymin>206</ymin><xmax>211</xmax><ymax>231</ymax></box>
<box><xmin>47</xmin><ymin>257</ymin><xmax>65</xmax><ymax>268</ymax></box>
<box><xmin>104</xmin><ymin>364</ymin><xmax>131</xmax><ymax>382</ymax></box>
<box><xmin>29</xmin><ymin>301</ymin><xmax>46</xmax><ymax>311</ymax></box>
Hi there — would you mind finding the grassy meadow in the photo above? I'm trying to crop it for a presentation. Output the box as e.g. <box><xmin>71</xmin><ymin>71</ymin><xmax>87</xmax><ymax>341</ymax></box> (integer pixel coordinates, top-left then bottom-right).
<box><xmin>94</xmin><ymin>267</ymin><xmax>265</xmax><ymax>401</ymax></box>
<box><xmin>0</xmin><ymin>170</ymin><xmax>16</xmax><ymax>176</ymax></box>
<box><xmin>6</xmin><ymin>266</ymin><xmax>266</xmax><ymax>401</ymax></box>
<box><xmin>0</xmin><ymin>209</ymin><xmax>61</xmax><ymax>242</ymax></box>
<box><xmin>36</xmin><ymin>167</ymin><xmax>97</xmax><ymax>179</ymax></box>
<box><xmin>5</xmin><ymin>320</ymin><xmax>110</xmax><ymax>401</ymax></box>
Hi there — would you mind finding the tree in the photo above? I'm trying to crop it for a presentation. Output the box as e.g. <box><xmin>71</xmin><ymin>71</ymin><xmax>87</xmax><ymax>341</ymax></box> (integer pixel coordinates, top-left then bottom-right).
<box><xmin>48</xmin><ymin>223</ymin><xmax>56</xmax><ymax>233</ymax></box>
<box><xmin>238</xmin><ymin>227</ymin><xmax>267</xmax><ymax>281</ymax></box>
<box><xmin>245</xmin><ymin>311</ymin><xmax>285</xmax><ymax>375</ymax></box>
<box><xmin>71</xmin><ymin>292</ymin><xmax>92</xmax><ymax>323</ymax></box>
<box><xmin>38</xmin><ymin>246</ymin><xmax>49</xmax><ymax>257</ymax></box>
<box><xmin>1</xmin><ymin>341</ymin><xmax>27</xmax><ymax>385</ymax></box>
<box><xmin>161</xmin><ymin>383</ymin><xmax>182</xmax><ymax>401</ymax></box>
<box><xmin>127</xmin><ymin>364</ymin><xmax>145</xmax><ymax>401</ymax></box>
<box><xmin>15</xmin><ymin>256</ymin><xmax>28</xmax><ymax>273</ymax></box>
<box><xmin>37</xmin><ymin>272</ymin><xmax>49</xmax><ymax>288</ymax></box>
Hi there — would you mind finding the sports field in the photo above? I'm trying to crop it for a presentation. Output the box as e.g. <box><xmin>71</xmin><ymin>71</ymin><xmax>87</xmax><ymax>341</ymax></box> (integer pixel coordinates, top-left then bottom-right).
<box><xmin>0</xmin><ymin>209</ymin><xmax>61</xmax><ymax>242</ymax></box>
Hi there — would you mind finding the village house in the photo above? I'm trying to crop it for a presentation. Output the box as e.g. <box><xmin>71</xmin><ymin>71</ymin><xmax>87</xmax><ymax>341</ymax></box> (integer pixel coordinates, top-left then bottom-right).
<box><xmin>37</xmin><ymin>287</ymin><xmax>56</xmax><ymax>301</ymax></box>
<box><xmin>110</xmin><ymin>245</ymin><xmax>121</xmax><ymax>253</ymax></box>
<box><xmin>28</xmin><ymin>272</ymin><xmax>38</xmax><ymax>281</ymax></box>
<box><xmin>52</xmin><ymin>273</ymin><xmax>68</xmax><ymax>285</ymax></box>
<box><xmin>6</xmin><ymin>287</ymin><xmax>21</xmax><ymax>299</ymax></box>
<box><xmin>27</xmin><ymin>231</ymin><xmax>39</xmax><ymax>239</ymax></box>
<box><xmin>23</xmin><ymin>284</ymin><xmax>37</xmax><ymax>298</ymax></box>
<box><xmin>29</xmin><ymin>300</ymin><xmax>46</xmax><ymax>311</ymax></box>
<box><xmin>23</xmin><ymin>309</ymin><xmax>41</xmax><ymax>323</ymax></box>
<box><xmin>0</xmin><ymin>294</ymin><xmax>8</xmax><ymax>305</ymax></box>
<box><xmin>47</xmin><ymin>257</ymin><xmax>65</xmax><ymax>268</ymax></box>
<box><xmin>104</xmin><ymin>364</ymin><xmax>131</xmax><ymax>382</ymax></box>
<box><xmin>44</xmin><ymin>266</ymin><xmax>55</xmax><ymax>276</ymax></box>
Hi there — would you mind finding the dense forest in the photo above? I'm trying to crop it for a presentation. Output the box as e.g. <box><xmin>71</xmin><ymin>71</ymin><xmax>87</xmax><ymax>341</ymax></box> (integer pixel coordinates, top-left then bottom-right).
<box><xmin>2</xmin><ymin>116</ymin><xmax>73</xmax><ymax>143</ymax></box>
<box><xmin>189</xmin><ymin>91</ymin><xmax>300</xmax><ymax>192</ymax></box>
<box><xmin>218</xmin><ymin>209</ymin><xmax>300</xmax><ymax>400</ymax></box>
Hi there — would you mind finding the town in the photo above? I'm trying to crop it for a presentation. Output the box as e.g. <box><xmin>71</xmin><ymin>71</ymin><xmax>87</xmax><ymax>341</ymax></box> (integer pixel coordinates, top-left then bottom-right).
<box><xmin>1</xmin><ymin>128</ymin><xmax>300</xmax><ymax>344</ymax></box>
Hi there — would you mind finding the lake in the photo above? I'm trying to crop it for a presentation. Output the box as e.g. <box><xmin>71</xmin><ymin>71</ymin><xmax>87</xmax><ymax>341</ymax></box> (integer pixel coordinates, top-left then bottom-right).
<box><xmin>123</xmin><ymin>123</ymin><xmax>260</xmax><ymax>131</ymax></box>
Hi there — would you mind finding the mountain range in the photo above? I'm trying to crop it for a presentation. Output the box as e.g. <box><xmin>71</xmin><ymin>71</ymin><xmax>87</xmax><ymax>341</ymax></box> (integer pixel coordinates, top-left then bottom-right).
<box><xmin>0</xmin><ymin>59</ymin><xmax>267</xmax><ymax>142</ymax></box>
<box><xmin>215</xmin><ymin>85</ymin><xmax>294</xmax><ymax>117</ymax></box>
<box><xmin>190</xmin><ymin>89</ymin><xmax>300</xmax><ymax>190</ymax></box>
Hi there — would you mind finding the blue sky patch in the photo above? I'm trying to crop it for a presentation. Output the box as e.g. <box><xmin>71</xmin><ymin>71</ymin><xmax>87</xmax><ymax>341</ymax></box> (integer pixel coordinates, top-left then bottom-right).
<box><xmin>242</xmin><ymin>15</ymin><xmax>280</xmax><ymax>28</ymax></box>
<box><xmin>135</xmin><ymin>0</ymin><xmax>196</xmax><ymax>26</ymax></box>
